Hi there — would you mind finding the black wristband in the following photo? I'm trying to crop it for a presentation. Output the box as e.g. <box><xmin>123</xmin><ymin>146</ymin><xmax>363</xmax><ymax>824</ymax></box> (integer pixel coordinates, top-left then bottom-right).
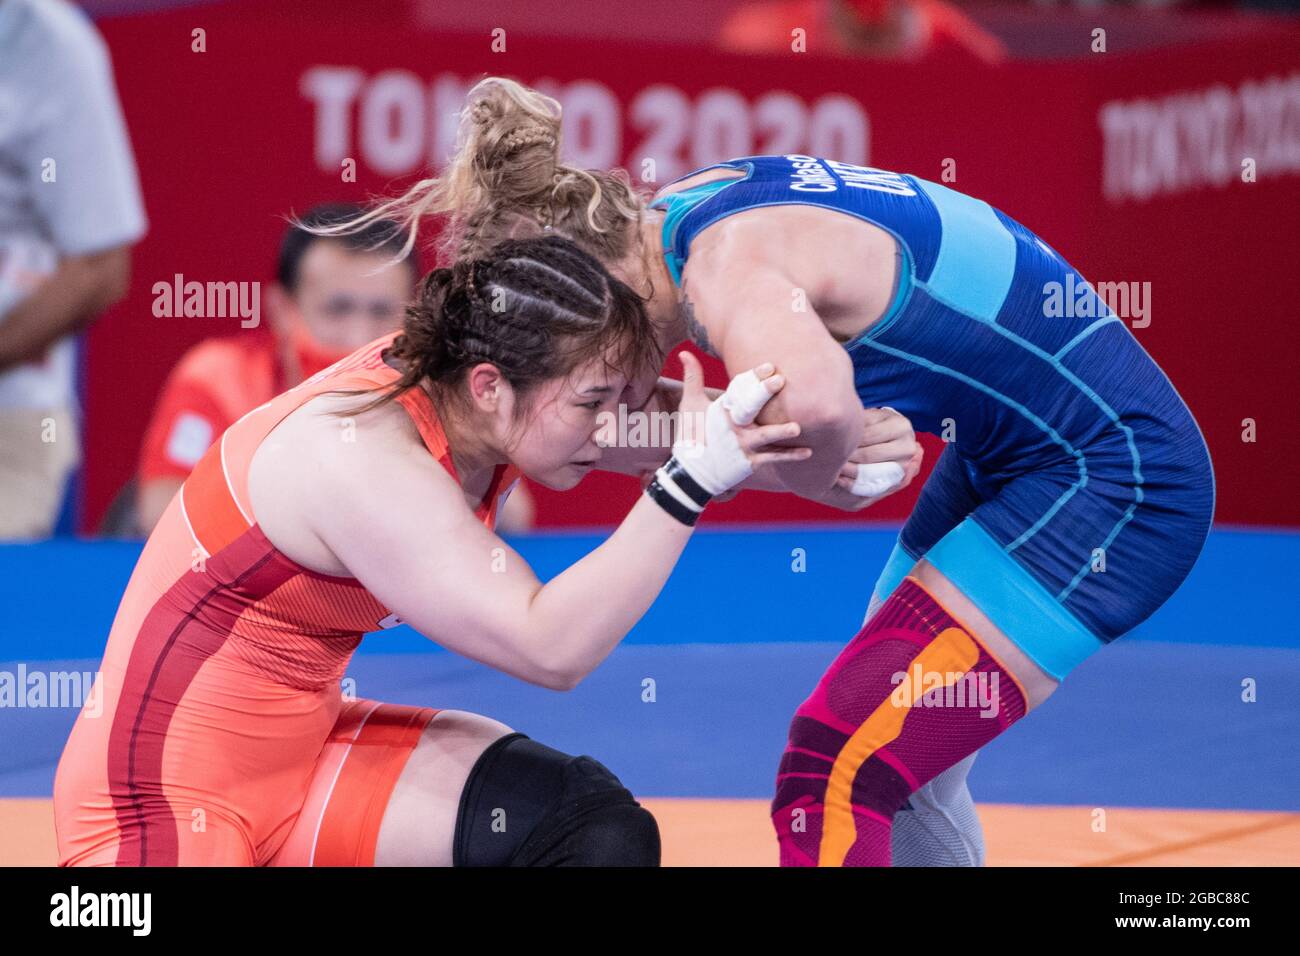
<box><xmin>645</xmin><ymin>478</ymin><xmax>700</xmax><ymax>526</ymax></box>
<box><xmin>662</xmin><ymin>457</ymin><xmax>713</xmax><ymax>509</ymax></box>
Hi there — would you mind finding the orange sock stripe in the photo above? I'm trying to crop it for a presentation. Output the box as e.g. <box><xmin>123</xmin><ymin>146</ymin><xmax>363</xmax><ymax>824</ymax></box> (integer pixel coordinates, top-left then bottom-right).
<box><xmin>817</xmin><ymin>626</ymin><xmax>979</xmax><ymax>867</ymax></box>
<box><xmin>901</xmin><ymin>572</ymin><xmax>1032</xmax><ymax>708</ymax></box>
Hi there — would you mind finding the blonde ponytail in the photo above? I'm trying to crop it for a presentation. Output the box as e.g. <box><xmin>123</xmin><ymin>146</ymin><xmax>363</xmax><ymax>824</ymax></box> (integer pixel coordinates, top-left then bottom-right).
<box><xmin>305</xmin><ymin>76</ymin><xmax>645</xmax><ymax>269</ymax></box>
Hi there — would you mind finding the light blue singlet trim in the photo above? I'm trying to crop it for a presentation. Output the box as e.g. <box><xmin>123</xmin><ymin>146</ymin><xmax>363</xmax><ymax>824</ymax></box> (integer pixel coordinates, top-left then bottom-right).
<box><xmin>923</xmin><ymin>518</ymin><xmax>1104</xmax><ymax>681</ymax></box>
<box><xmin>912</xmin><ymin>179</ymin><xmax>1016</xmax><ymax>324</ymax></box>
<box><xmin>651</xmin><ymin>165</ymin><xmax>918</xmax><ymax>344</ymax></box>
<box><xmin>870</xmin><ymin>521</ymin><xmax>1103</xmax><ymax>680</ymax></box>
<box><xmin>1054</xmin><ymin>315</ymin><xmax>1121</xmax><ymax>360</ymax></box>
<box><xmin>649</xmin><ymin>168</ymin><xmax>751</xmax><ymax>286</ymax></box>
<box><xmin>871</xmin><ymin>537</ymin><xmax>917</xmax><ymax>603</ymax></box>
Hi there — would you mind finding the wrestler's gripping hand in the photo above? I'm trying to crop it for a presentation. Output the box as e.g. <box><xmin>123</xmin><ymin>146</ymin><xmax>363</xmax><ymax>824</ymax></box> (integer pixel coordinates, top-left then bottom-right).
<box><xmin>671</xmin><ymin>350</ymin><xmax>813</xmax><ymax>492</ymax></box>
<box><xmin>819</xmin><ymin>406</ymin><xmax>923</xmax><ymax>511</ymax></box>
<box><xmin>638</xmin><ymin>353</ymin><xmax>813</xmax><ymax>499</ymax></box>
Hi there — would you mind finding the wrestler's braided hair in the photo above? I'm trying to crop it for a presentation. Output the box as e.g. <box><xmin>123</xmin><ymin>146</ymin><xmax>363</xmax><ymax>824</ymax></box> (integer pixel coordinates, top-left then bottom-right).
<box><xmin>334</xmin><ymin>234</ymin><xmax>659</xmax><ymax>418</ymax></box>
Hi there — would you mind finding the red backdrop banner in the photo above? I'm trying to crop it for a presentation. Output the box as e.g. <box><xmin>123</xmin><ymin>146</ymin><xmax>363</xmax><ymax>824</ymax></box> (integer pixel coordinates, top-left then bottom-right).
<box><xmin>83</xmin><ymin>6</ymin><xmax>1300</xmax><ymax>529</ymax></box>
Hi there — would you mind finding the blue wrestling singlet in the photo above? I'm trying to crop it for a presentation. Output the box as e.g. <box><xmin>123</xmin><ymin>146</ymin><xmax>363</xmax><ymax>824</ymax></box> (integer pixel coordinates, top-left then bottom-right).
<box><xmin>650</xmin><ymin>155</ymin><xmax>1214</xmax><ymax>678</ymax></box>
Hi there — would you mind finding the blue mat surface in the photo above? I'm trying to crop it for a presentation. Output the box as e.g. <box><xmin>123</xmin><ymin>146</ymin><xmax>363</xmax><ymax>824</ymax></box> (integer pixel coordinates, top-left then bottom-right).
<box><xmin>2</xmin><ymin>528</ymin><xmax>1296</xmax><ymax>807</ymax></box>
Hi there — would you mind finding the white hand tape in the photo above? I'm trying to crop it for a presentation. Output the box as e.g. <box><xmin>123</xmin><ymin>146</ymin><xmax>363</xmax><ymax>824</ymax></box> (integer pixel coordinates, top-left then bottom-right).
<box><xmin>719</xmin><ymin>369</ymin><xmax>771</xmax><ymax>427</ymax></box>
<box><xmin>851</xmin><ymin>460</ymin><xmax>905</xmax><ymax>498</ymax></box>
<box><xmin>673</xmin><ymin>366</ymin><xmax>780</xmax><ymax>495</ymax></box>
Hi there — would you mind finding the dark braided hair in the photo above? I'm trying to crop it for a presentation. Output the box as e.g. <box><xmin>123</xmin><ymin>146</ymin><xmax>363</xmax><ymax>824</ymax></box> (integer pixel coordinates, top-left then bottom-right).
<box><xmin>330</xmin><ymin>235</ymin><xmax>659</xmax><ymax>419</ymax></box>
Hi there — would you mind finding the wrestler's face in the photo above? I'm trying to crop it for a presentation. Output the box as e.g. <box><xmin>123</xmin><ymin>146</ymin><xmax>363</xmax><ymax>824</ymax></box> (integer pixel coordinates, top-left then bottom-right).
<box><xmin>495</xmin><ymin>351</ymin><xmax>632</xmax><ymax>491</ymax></box>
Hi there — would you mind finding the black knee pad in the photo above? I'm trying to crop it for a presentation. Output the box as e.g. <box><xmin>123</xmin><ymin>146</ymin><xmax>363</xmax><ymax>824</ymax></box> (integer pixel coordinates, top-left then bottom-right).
<box><xmin>453</xmin><ymin>733</ymin><xmax>661</xmax><ymax>867</ymax></box>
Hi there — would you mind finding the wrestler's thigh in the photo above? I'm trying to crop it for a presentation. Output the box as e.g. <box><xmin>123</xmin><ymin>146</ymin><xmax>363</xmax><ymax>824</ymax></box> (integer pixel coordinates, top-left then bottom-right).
<box><xmin>372</xmin><ymin>710</ymin><xmax>515</xmax><ymax>866</ymax></box>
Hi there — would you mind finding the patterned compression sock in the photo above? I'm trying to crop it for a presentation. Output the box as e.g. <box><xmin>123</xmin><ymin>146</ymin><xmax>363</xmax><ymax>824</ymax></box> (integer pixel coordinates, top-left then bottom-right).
<box><xmin>891</xmin><ymin>753</ymin><xmax>985</xmax><ymax>866</ymax></box>
<box><xmin>772</xmin><ymin>578</ymin><xmax>1027</xmax><ymax>866</ymax></box>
